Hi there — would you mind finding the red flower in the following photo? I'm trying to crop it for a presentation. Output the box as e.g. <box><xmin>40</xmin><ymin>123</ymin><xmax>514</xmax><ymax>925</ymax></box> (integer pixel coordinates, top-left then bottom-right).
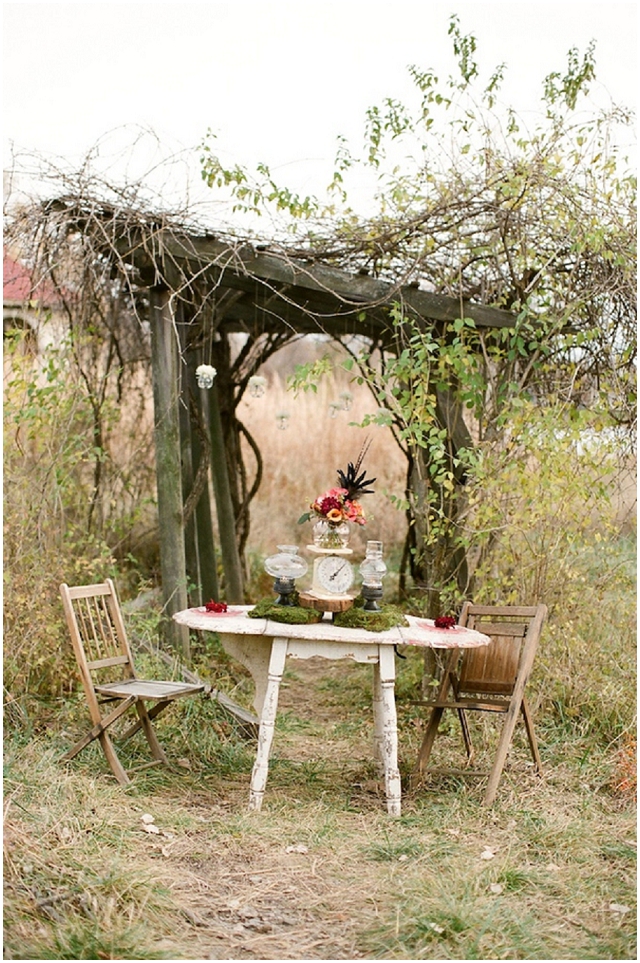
<box><xmin>205</xmin><ymin>600</ymin><xmax>228</xmax><ymax>613</ymax></box>
<box><xmin>434</xmin><ymin>615</ymin><xmax>457</xmax><ymax>629</ymax></box>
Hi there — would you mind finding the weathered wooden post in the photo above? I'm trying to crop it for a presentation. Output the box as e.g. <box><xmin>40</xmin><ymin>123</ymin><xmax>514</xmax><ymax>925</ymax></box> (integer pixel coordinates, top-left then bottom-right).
<box><xmin>207</xmin><ymin>383</ymin><xmax>245</xmax><ymax>603</ymax></box>
<box><xmin>149</xmin><ymin>287</ymin><xmax>190</xmax><ymax>656</ymax></box>
<box><xmin>190</xmin><ymin>362</ymin><xmax>221</xmax><ymax>605</ymax></box>
<box><xmin>179</xmin><ymin>349</ymin><xmax>201</xmax><ymax>608</ymax></box>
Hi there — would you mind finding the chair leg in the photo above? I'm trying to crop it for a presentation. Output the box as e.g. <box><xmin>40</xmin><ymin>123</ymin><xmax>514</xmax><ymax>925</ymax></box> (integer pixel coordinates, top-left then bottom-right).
<box><xmin>412</xmin><ymin>706</ymin><xmax>444</xmax><ymax>786</ymax></box>
<box><xmin>412</xmin><ymin>655</ymin><xmax>459</xmax><ymax>788</ymax></box>
<box><xmin>135</xmin><ymin>701</ymin><xmax>169</xmax><ymax>764</ymax></box>
<box><xmin>449</xmin><ymin>668</ymin><xmax>473</xmax><ymax>759</ymax></box>
<box><xmin>521</xmin><ymin>696</ymin><xmax>542</xmax><ymax>772</ymax></box>
<box><xmin>64</xmin><ymin>696</ymin><xmax>137</xmax><ymax>761</ymax></box>
<box><xmin>483</xmin><ymin>698</ymin><xmax>523</xmax><ymax>806</ymax></box>
<box><xmin>120</xmin><ymin>700</ymin><xmax>171</xmax><ymax>742</ymax></box>
<box><xmin>456</xmin><ymin>708</ymin><xmax>474</xmax><ymax>759</ymax></box>
<box><xmin>98</xmin><ymin>731</ymin><xmax>131</xmax><ymax>786</ymax></box>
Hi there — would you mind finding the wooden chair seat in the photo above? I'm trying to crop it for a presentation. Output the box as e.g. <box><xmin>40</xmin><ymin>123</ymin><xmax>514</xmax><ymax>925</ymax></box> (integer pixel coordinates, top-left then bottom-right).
<box><xmin>60</xmin><ymin>579</ymin><xmax>204</xmax><ymax>785</ymax></box>
<box><xmin>411</xmin><ymin>602</ymin><xmax>547</xmax><ymax>805</ymax></box>
<box><xmin>95</xmin><ymin>679</ymin><xmax>202</xmax><ymax>700</ymax></box>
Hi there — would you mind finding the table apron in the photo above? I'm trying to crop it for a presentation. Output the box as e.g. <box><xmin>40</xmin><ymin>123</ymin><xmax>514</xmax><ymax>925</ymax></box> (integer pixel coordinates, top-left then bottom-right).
<box><xmin>280</xmin><ymin>638</ymin><xmax>388</xmax><ymax>664</ymax></box>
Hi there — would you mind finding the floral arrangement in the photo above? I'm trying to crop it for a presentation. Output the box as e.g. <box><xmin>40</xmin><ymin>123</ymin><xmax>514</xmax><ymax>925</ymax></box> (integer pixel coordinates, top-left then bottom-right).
<box><xmin>299</xmin><ymin>443</ymin><xmax>376</xmax><ymax>527</ymax></box>
<box><xmin>308</xmin><ymin>486</ymin><xmax>366</xmax><ymax>525</ymax></box>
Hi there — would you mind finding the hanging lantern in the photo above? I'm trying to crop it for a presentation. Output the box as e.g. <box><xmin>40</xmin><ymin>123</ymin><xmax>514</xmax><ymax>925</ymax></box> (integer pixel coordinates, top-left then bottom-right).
<box><xmin>276</xmin><ymin>411</ymin><xmax>290</xmax><ymax>430</ymax></box>
<box><xmin>195</xmin><ymin>364</ymin><xmax>217</xmax><ymax>389</ymax></box>
<box><xmin>328</xmin><ymin>402</ymin><xmax>340</xmax><ymax>419</ymax></box>
<box><xmin>249</xmin><ymin>375</ymin><xmax>267</xmax><ymax>398</ymax></box>
<box><xmin>339</xmin><ymin>391</ymin><xmax>353</xmax><ymax>411</ymax></box>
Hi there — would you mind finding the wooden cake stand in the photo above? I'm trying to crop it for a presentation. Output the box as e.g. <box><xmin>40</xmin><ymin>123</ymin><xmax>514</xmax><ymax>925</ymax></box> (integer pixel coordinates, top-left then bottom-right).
<box><xmin>297</xmin><ymin>592</ymin><xmax>354</xmax><ymax>614</ymax></box>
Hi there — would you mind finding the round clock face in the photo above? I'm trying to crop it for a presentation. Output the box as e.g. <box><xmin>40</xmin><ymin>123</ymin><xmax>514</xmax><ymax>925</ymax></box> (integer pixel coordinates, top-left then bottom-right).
<box><xmin>316</xmin><ymin>555</ymin><xmax>354</xmax><ymax>595</ymax></box>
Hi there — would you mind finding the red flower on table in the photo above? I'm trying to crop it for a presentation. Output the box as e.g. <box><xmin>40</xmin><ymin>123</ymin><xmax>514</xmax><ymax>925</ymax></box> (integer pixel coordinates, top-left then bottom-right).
<box><xmin>205</xmin><ymin>600</ymin><xmax>228</xmax><ymax>613</ymax></box>
<box><xmin>434</xmin><ymin>615</ymin><xmax>457</xmax><ymax>629</ymax></box>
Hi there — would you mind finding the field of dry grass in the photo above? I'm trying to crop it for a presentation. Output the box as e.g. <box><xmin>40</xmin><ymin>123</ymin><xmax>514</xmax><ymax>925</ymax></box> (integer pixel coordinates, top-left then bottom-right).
<box><xmin>237</xmin><ymin>364</ymin><xmax>407</xmax><ymax>559</ymax></box>
<box><xmin>4</xmin><ymin>642</ymin><xmax>636</xmax><ymax>961</ymax></box>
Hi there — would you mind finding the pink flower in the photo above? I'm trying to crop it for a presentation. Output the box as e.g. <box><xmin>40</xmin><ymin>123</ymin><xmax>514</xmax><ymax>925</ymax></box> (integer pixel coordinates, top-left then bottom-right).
<box><xmin>307</xmin><ymin>486</ymin><xmax>368</xmax><ymax>524</ymax></box>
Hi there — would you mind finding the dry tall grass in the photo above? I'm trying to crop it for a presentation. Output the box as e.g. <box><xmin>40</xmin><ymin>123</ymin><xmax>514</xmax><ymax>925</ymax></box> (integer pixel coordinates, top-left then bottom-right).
<box><xmin>237</xmin><ymin>370</ymin><xmax>407</xmax><ymax>559</ymax></box>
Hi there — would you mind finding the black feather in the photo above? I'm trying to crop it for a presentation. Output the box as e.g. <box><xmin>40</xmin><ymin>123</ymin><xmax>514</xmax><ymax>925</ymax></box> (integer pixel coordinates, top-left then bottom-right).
<box><xmin>336</xmin><ymin>439</ymin><xmax>376</xmax><ymax>499</ymax></box>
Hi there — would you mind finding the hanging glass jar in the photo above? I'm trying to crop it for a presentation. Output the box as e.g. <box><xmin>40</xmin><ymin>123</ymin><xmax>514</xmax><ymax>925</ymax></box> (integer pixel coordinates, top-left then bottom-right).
<box><xmin>195</xmin><ymin>364</ymin><xmax>217</xmax><ymax>389</ymax></box>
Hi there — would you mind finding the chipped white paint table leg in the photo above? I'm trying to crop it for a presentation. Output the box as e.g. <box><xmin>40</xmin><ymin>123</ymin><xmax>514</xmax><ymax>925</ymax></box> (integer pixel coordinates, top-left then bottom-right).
<box><xmin>253</xmin><ymin>636</ymin><xmax>402</xmax><ymax>817</ymax></box>
<box><xmin>373</xmin><ymin>644</ymin><xmax>402</xmax><ymax>816</ymax></box>
<box><xmin>247</xmin><ymin>637</ymin><xmax>289</xmax><ymax>812</ymax></box>
<box><xmin>171</xmin><ymin>609</ymin><xmax>403</xmax><ymax>815</ymax></box>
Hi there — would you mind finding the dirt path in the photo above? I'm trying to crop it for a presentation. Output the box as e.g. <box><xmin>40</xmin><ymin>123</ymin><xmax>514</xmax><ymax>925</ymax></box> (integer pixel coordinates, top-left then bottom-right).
<box><xmin>154</xmin><ymin>657</ymin><xmax>391</xmax><ymax>960</ymax></box>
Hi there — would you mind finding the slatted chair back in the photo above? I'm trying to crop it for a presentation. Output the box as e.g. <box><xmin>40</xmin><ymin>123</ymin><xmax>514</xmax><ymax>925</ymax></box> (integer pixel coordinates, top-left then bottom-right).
<box><xmin>458</xmin><ymin>604</ymin><xmax>541</xmax><ymax>697</ymax></box>
<box><xmin>61</xmin><ymin>580</ymin><xmax>135</xmax><ymax>707</ymax></box>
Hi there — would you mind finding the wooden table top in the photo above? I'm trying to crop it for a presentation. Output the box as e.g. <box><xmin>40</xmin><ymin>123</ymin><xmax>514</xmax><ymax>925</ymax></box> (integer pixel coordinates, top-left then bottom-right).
<box><xmin>173</xmin><ymin>606</ymin><xmax>491</xmax><ymax>649</ymax></box>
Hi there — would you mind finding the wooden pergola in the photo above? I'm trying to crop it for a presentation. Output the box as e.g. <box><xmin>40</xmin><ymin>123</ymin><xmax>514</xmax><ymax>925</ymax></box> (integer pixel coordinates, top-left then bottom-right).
<box><xmin>121</xmin><ymin>228</ymin><xmax>516</xmax><ymax>652</ymax></box>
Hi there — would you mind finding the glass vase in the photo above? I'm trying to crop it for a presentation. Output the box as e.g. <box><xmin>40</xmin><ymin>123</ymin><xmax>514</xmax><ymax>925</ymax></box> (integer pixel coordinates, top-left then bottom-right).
<box><xmin>312</xmin><ymin>519</ymin><xmax>351</xmax><ymax>549</ymax></box>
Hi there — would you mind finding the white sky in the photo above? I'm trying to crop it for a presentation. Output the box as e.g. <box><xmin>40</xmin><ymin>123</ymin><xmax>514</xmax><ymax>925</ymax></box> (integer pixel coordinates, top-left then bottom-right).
<box><xmin>2</xmin><ymin>1</ymin><xmax>638</xmax><ymax>219</ymax></box>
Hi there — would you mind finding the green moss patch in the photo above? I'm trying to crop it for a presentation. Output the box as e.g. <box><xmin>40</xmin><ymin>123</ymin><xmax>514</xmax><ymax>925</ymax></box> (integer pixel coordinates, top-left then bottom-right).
<box><xmin>248</xmin><ymin>595</ymin><xmax>323</xmax><ymax>624</ymax></box>
<box><xmin>334</xmin><ymin>598</ymin><xmax>409</xmax><ymax>632</ymax></box>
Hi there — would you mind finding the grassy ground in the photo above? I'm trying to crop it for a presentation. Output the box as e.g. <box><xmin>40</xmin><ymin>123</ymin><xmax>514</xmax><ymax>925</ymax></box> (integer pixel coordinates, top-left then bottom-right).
<box><xmin>3</xmin><ymin>643</ymin><xmax>636</xmax><ymax>961</ymax></box>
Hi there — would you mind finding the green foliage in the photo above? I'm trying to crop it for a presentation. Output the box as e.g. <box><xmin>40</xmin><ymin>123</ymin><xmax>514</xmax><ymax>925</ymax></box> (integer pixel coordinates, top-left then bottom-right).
<box><xmin>200</xmin><ymin>16</ymin><xmax>634</xmax><ymax>422</ymax></box>
<box><xmin>3</xmin><ymin>332</ymin><xmax>154</xmax><ymax>702</ymax></box>
<box><xmin>199</xmin><ymin>13</ymin><xmax>635</xmax><ymax>618</ymax></box>
<box><xmin>287</xmin><ymin>355</ymin><xmax>336</xmax><ymax>395</ymax></box>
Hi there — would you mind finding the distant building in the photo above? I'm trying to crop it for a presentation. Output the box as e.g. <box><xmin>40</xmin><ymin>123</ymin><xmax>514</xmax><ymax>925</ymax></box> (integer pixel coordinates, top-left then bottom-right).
<box><xmin>3</xmin><ymin>253</ymin><xmax>66</xmax><ymax>355</ymax></box>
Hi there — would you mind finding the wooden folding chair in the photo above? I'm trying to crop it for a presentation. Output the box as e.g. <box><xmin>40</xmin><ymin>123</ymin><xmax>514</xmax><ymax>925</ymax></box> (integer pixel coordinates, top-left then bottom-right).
<box><xmin>411</xmin><ymin>603</ymin><xmax>547</xmax><ymax>805</ymax></box>
<box><xmin>60</xmin><ymin>579</ymin><xmax>204</xmax><ymax>785</ymax></box>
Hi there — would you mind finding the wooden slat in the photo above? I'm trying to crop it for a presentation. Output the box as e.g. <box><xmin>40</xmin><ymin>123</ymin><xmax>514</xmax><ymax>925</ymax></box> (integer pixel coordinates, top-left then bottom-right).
<box><xmin>462</xmin><ymin>681</ymin><xmax>514</xmax><ymax>695</ymax></box>
<box><xmin>64</xmin><ymin>583</ymin><xmax>111</xmax><ymax>599</ymax></box>
<box><xmin>460</xmin><ymin>636</ymin><xmax>521</xmax><ymax>690</ymax></box>
<box><xmin>464</xmin><ymin>605</ymin><xmax>539</xmax><ymax>617</ymax></box>
<box><xmin>412</xmin><ymin>697</ymin><xmax>508</xmax><ymax>712</ymax></box>
<box><xmin>86</xmin><ymin>655</ymin><xmax>130</xmax><ymax>670</ymax></box>
<box><xmin>469</xmin><ymin>622</ymin><xmax>527</xmax><ymax>637</ymax></box>
<box><xmin>148</xmin><ymin>233</ymin><xmax>518</xmax><ymax>330</ymax></box>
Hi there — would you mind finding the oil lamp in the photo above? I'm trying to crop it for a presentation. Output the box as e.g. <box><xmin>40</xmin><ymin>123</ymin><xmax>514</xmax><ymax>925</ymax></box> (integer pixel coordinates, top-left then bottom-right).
<box><xmin>264</xmin><ymin>545</ymin><xmax>308</xmax><ymax>605</ymax></box>
<box><xmin>359</xmin><ymin>540</ymin><xmax>387</xmax><ymax>611</ymax></box>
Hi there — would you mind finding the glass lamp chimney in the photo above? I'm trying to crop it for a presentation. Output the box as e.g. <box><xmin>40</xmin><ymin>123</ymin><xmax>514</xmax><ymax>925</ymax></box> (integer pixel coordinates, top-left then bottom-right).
<box><xmin>359</xmin><ymin>540</ymin><xmax>387</xmax><ymax>611</ymax></box>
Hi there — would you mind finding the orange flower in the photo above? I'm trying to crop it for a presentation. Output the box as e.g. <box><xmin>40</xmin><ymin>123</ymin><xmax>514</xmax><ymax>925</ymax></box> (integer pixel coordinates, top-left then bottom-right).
<box><xmin>326</xmin><ymin>507</ymin><xmax>344</xmax><ymax>522</ymax></box>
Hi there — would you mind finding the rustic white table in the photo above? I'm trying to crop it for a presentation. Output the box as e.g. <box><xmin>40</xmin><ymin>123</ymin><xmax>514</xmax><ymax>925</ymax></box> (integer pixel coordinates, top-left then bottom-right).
<box><xmin>173</xmin><ymin>606</ymin><xmax>490</xmax><ymax>816</ymax></box>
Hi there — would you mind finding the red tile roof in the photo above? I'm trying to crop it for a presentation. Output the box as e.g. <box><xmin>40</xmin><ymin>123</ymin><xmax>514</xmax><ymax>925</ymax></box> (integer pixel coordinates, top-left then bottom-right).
<box><xmin>3</xmin><ymin>254</ymin><xmax>61</xmax><ymax>305</ymax></box>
